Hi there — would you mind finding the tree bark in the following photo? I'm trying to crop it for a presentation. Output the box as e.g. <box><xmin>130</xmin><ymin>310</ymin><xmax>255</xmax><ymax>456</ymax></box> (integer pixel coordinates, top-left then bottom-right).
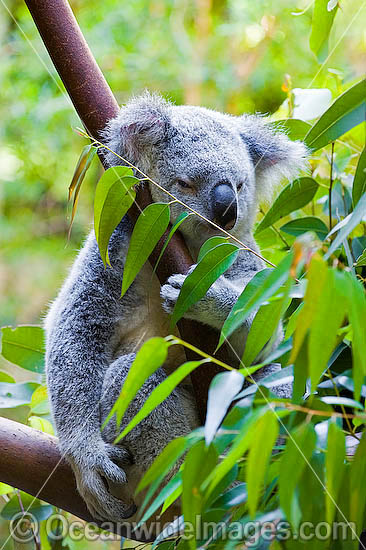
<box><xmin>0</xmin><ymin>417</ymin><xmax>146</xmax><ymax>539</ymax></box>
<box><xmin>0</xmin><ymin>0</ymin><xmax>229</xmax><ymax>538</ymax></box>
<box><xmin>24</xmin><ymin>0</ymin><xmax>227</xmax><ymax>423</ymax></box>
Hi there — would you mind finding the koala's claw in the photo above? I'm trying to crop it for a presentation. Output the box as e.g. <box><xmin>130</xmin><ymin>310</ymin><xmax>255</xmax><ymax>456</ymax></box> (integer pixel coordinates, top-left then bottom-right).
<box><xmin>105</xmin><ymin>443</ymin><xmax>133</xmax><ymax>466</ymax></box>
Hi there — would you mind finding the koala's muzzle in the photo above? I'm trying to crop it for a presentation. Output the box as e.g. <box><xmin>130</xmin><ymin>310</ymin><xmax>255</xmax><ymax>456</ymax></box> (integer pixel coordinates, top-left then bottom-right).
<box><xmin>212</xmin><ymin>183</ymin><xmax>237</xmax><ymax>230</ymax></box>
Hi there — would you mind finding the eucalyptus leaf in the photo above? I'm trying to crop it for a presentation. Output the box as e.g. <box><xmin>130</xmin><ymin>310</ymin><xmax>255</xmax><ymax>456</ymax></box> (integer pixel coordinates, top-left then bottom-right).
<box><xmin>1</xmin><ymin>325</ymin><xmax>45</xmax><ymax>373</ymax></box>
<box><xmin>308</xmin><ymin>269</ymin><xmax>348</xmax><ymax>391</ymax></box>
<box><xmin>153</xmin><ymin>211</ymin><xmax>192</xmax><ymax>273</ymax></box>
<box><xmin>279</xmin><ymin>422</ymin><xmax>316</xmax><ymax>527</ymax></box>
<box><xmin>1</xmin><ymin>492</ymin><xmax>53</xmax><ymax>522</ymax></box>
<box><xmin>242</xmin><ymin>286</ymin><xmax>291</xmax><ymax>367</ymax></box>
<box><xmin>255</xmin><ymin>178</ymin><xmax>318</xmax><ymax>234</ymax></box>
<box><xmin>204</xmin><ymin>370</ymin><xmax>244</xmax><ymax>445</ymax></box>
<box><xmin>355</xmin><ymin>249</ymin><xmax>366</xmax><ymax>267</ymax></box>
<box><xmin>94</xmin><ymin>166</ymin><xmax>137</xmax><ymax>266</ymax></box>
<box><xmin>305</xmin><ymin>79</ymin><xmax>366</xmax><ymax>151</ymax></box>
<box><xmin>247</xmin><ymin>411</ymin><xmax>278</xmax><ymax>518</ymax></box>
<box><xmin>272</xmin><ymin>119</ymin><xmax>311</xmax><ymax>141</ymax></box>
<box><xmin>102</xmin><ymin>337</ymin><xmax>169</xmax><ymax>429</ymax></box>
<box><xmin>0</xmin><ymin>382</ymin><xmax>39</xmax><ymax>409</ymax></box>
<box><xmin>352</xmin><ymin>148</ymin><xmax>366</xmax><ymax>207</ymax></box>
<box><xmin>197</xmin><ymin>236</ymin><xmax>229</xmax><ymax>263</ymax></box>
<box><xmin>280</xmin><ymin>217</ymin><xmax>328</xmax><ymax>240</ymax></box>
<box><xmin>116</xmin><ymin>359</ymin><xmax>207</xmax><ymax>442</ymax></box>
<box><xmin>121</xmin><ymin>203</ymin><xmax>171</xmax><ymax>297</ymax></box>
<box><xmin>324</xmin><ymin>193</ymin><xmax>366</xmax><ymax>260</ymax></box>
<box><xmin>309</xmin><ymin>0</ymin><xmax>338</xmax><ymax>62</ymax></box>
<box><xmin>171</xmin><ymin>243</ymin><xmax>239</xmax><ymax>326</ymax></box>
<box><xmin>219</xmin><ymin>254</ymin><xmax>293</xmax><ymax>349</ymax></box>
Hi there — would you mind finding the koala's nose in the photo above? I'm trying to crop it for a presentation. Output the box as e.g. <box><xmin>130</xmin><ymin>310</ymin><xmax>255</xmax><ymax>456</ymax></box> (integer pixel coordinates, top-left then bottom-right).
<box><xmin>212</xmin><ymin>183</ymin><xmax>237</xmax><ymax>230</ymax></box>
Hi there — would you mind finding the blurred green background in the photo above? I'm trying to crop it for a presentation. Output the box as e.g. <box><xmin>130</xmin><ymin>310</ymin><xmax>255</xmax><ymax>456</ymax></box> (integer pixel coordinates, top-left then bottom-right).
<box><xmin>0</xmin><ymin>0</ymin><xmax>364</xmax><ymax>332</ymax></box>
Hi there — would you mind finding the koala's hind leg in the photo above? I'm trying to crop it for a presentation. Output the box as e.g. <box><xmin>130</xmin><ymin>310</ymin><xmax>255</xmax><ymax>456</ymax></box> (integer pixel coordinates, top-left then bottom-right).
<box><xmin>100</xmin><ymin>353</ymin><xmax>197</xmax><ymax>520</ymax></box>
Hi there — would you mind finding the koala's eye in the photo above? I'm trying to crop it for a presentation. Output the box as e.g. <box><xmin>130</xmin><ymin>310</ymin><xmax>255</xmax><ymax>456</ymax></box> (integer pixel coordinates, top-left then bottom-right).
<box><xmin>176</xmin><ymin>179</ymin><xmax>192</xmax><ymax>190</ymax></box>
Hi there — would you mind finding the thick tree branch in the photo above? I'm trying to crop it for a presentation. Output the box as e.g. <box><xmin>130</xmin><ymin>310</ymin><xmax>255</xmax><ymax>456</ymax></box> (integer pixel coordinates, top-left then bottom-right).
<box><xmin>24</xmin><ymin>0</ymin><xmax>227</xmax><ymax>423</ymax></box>
<box><xmin>0</xmin><ymin>0</ymin><xmax>229</xmax><ymax>537</ymax></box>
<box><xmin>0</xmin><ymin>417</ymin><xmax>144</xmax><ymax>539</ymax></box>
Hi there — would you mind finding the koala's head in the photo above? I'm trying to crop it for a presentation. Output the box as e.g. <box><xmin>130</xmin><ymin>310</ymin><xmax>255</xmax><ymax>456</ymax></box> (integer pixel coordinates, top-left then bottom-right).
<box><xmin>103</xmin><ymin>92</ymin><xmax>307</xmax><ymax>245</ymax></box>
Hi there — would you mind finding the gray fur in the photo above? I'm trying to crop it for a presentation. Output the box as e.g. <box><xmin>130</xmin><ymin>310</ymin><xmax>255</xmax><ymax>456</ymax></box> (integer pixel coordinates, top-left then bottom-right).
<box><xmin>45</xmin><ymin>92</ymin><xmax>307</xmax><ymax>523</ymax></box>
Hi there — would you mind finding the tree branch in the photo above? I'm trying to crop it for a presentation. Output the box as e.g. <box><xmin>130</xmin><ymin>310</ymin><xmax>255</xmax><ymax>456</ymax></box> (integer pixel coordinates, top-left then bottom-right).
<box><xmin>0</xmin><ymin>0</ymin><xmax>230</xmax><ymax>536</ymax></box>
<box><xmin>0</xmin><ymin>417</ymin><xmax>149</xmax><ymax>539</ymax></box>
<box><xmin>24</xmin><ymin>0</ymin><xmax>228</xmax><ymax>423</ymax></box>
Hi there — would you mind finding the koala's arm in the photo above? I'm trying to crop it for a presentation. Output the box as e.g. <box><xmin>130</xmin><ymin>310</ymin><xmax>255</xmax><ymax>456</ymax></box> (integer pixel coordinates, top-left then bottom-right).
<box><xmin>45</xmin><ymin>221</ymin><xmax>136</xmax><ymax>520</ymax></box>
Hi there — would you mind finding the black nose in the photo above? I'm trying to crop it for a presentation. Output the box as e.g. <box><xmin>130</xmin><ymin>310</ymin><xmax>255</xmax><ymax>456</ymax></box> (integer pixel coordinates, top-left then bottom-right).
<box><xmin>212</xmin><ymin>183</ymin><xmax>237</xmax><ymax>230</ymax></box>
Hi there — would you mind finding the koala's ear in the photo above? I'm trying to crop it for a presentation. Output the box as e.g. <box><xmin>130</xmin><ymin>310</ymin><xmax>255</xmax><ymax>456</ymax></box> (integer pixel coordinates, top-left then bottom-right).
<box><xmin>238</xmin><ymin>115</ymin><xmax>308</xmax><ymax>199</ymax></box>
<box><xmin>102</xmin><ymin>91</ymin><xmax>171</xmax><ymax>170</ymax></box>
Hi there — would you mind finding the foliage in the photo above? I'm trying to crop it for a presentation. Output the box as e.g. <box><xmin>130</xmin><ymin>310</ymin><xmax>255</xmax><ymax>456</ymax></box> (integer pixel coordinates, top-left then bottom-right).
<box><xmin>1</xmin><ymin>1</ymin><xmax>366</xmax><ymax>549</ymax></box>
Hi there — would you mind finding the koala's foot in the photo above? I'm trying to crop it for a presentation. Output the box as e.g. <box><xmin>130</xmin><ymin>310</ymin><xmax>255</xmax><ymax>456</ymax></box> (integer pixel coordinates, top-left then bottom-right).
<box><xmin>67</xmin><ymin>442</ymin><xmax>136</xmax><ymax>522</ymax></box>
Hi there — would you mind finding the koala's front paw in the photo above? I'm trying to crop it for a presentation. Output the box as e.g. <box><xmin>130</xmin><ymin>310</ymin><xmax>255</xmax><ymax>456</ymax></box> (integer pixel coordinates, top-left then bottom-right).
<box><xmin>160</xmin><ymin>273</ymin><xmax>188</xmax><ymax>314</ymax></box>
<box><xmin>68</xmin><ymin>443</ymin><xmax>136</xmax><ymax>521</ymax></box>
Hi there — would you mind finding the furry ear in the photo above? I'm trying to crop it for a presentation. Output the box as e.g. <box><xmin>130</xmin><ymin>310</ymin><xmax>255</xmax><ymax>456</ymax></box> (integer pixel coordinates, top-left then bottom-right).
<box><xmin>101</xmin><ymin>91</ymin><xmax>171</xmax><ymax>171</ymax></box>
<box><xmin>238</xmin><ymin>115</ymin><xmax>308</xmax><ymax>200</ymax></box>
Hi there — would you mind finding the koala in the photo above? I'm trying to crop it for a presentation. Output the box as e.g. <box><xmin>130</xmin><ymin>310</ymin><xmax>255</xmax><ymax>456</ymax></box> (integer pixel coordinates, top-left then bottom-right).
<box><xmin>45</xmin><ymin>92</ymin><xmax>307</xmax><ymax>524</ymax></box>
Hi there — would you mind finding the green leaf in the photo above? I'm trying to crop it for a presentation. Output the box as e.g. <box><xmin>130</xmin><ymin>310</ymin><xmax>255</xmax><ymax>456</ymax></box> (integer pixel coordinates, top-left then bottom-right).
<box><xmin>1</xmin><ymin>326</ymin><xmax>45</xmax><ymax>373</ymax></box>
<box><xmin>121</xmin><ymin>203</ymin><xmax>171</xmax><ymax>297</ymax></box>
<box><xmin>345</xmin><ymin>273</ymin><xmax>366</xmax><ymax>401</ymax></box>
<box><xmin>243</xmin><ymin>286</ymin><xmax>291</xmax><ymax>367</ymax></box>
<box><xmin>247</xmin><ymin>410</ymin><xmax>279</xmax><ymax>518</ymax></box>
<box><xmin>137</xmin><ymin>472</ymin><xmax>182</xmax><ymax>526</ymax></box>
<box><xmin>68</xmin><ymin>145</ymin><xmax>97</xmax><ymax>236</ymax></box>
<box><xmin>219</xmin><ymin>255</ymin><xmax>293</xmax><ymax>349</ymax></box>
<box><xmin>350</xmin><ymin>432</ymin><xmax>366</xmax><ymax>536</ymax></box>
<box><xmin>210</xmin><ymin>483</ymin><xmax>247</xmax><ymax>510</ymax></box>
<box><xmin>280</xmin><ymin>217</ymin><xmax>328</xmax><ymax>240</ymax></box>
<box><xmin>28</xmin><ymin>416</ymin><xmax>54</xmax><ymax>435</ymax></box>
<box><xmin>115</xmin><ymin>359</ymin><xmax>207</xmax><ymax>442</ymax></box>
<box><xmin>236</xmin><ymin>365</ymin><xmax>294</xmax><ymax>399</ymax></box>
<box><xmin>197</xmin><ymin>236</ymin><xmax>229</xmax><ymax>263</ymax></box>
<box><xmin>279</xmin><ymin>422</ymin><xmax>316</xmax><ymax>527</ymax></box>
<box><xmin>272</xmin><ymin>119</ymin><xmax>312</xmax><ymax>141</ymax></box>
<box><xmin>0</xmin><ymin>382</ymin><xmax>39</xmax><ymax>409</ymax></box>
<box><xmin>355</xmin><ymin>248</ymin><xmax>366</xmax><ymax>267</ymax></box>
<box><xmin>290</xmin><ymin>255</ymin><xmax>328</xmax><ymax>365</ymax></box>
<box><xmin>206</xmin><ymin>407</ymin><xmax>265</xmax><ymax>498</ymax></box>
<box><xmin>305</xmin><ymin>80</ymin><xmax>366</xmax><ymax>151</ymax></box>
<box><xmin>325</xmin><ymin>422</ymin><xmax>345</xmax><ymax>524</ymax></box>
<box><xmin>0</xmin><ymin>483</ymin><xmax>13</xmax><ymax>495</ymax></box>
<box><xmin>94</xmin><ymin>166</ymin><xmax>137</xmax><ymax>266</ymax></box>
<box><xmin>153</xmin><ymin>211</ymin><xmax>192</xmax><ymax>273</ymax></box>
<box><xmin>102</xmin><ymin>337</ymin><xmax>169</xmax><ymax>429</ymax></box>
<box><xmin>204</xmin><ymin>370</ymin><xmax>244</xmax><ymax>445</ymax></box>
<box><xmin>309</xmin><ymin>0</ymin><xmax>338</xmax><ymax>62</ymax></box>
<box><xmin>0</xmin><ymin>371</ymin><xmax>15</xmax><ymax>383</ymax></box>
<box><xmin>255</xmin><ymin>178</ymin><xmax>318</xmax><ymax>234</ymax></box>
<box><xmin>352</xmin><ymin>148</ymin><xmax>366</xmax><ymax>207</ymax></box>
<box><xmin>30</xmin><ymin>385</ymin><xmax>49</xmax><ymax>415</ymax></box>
<box><xmin>1</xmin><ymin>492</ymin><xmax>53</xmax><ymax>522</ymax></box>
<box><xmin>171</xmin><ymin>243</ymin><xmax>239</xmax><ymax>326</ymax></box>
<box><xmin>320</xmin><ymin>396</ymin><xmax>364</xmax><ymax>410</ymax></box>
<box><xmin>308</xmin><ymin>269</ymin><xmax>347</xmax><ymax>391</ymax></box>
<box><xmin>324</xmin><ymin>193</ymin><xmax>366</xmax><ymax>260</ymax></box>
<box><xmin>182</xmin><ymin>441</ymin><xmax>217</xmax><ymax>550</ymax></box>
